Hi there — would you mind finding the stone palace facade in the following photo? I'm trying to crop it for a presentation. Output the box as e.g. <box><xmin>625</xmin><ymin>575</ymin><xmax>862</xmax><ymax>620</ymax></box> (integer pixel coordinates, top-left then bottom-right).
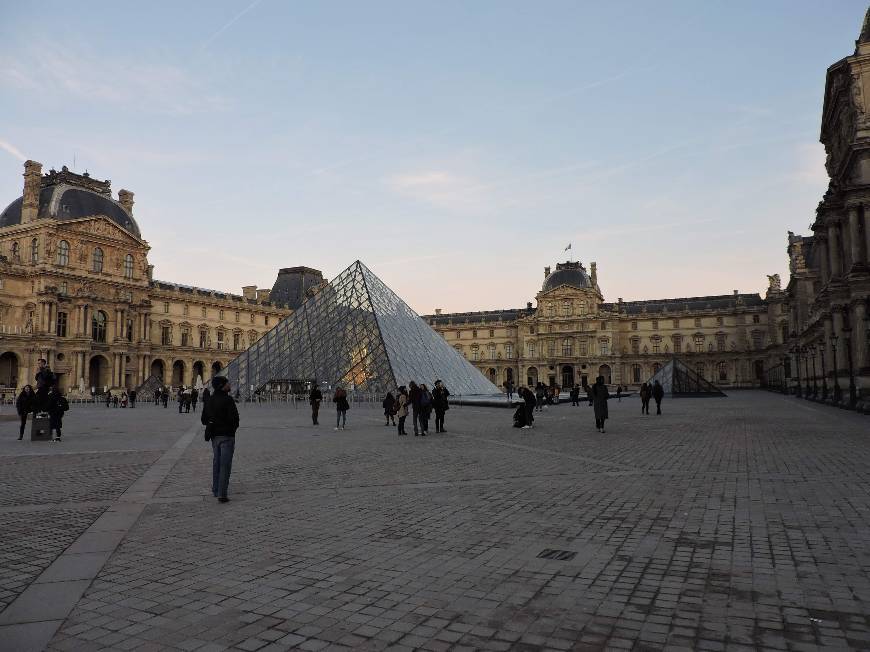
<box><xmin>425</xmin><ymin>260</ymin><xmax>781</xmax><ymax>391</ymax></box>
<box><xmin>0</xmin><ymin>162</ymin><xmax>321</xmax><ymax>396</ymax></box>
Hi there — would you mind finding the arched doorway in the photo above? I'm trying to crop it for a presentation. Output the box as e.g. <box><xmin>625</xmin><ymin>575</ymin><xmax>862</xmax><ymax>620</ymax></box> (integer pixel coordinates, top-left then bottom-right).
<box><xmin>487</xmin><ymin>368</ymin><xmax>497</xmax><ymax>383</ymax></box>
<box><xmin>561</xmin><ymin>365</ymin><xmax>574</xmax><ymax>388</ymax></box>
<box><xmin>192</xmin><ymin>361</ymin><xmax>205</xmax><ymax>387</ymax></box>
<box><xmin>150</xmin><ymin>359</ymin><xmax>165</xmax><ymax>384</ymax></box>
<box><xmin>754</xmin><ymin>360</ymin><xmax>764</xmax><ymax>381</ymax></box>
<box><xmin>598</xmin><ymin>364</ymin><xmax>612</xmax><ymax>384</ymax></box>
<box><xmin>171</xmin><ymin>360</ymin><xmax>185</xmax><ymax>387</ymax></box>
<box><xmin>211</xmin><ymin>361</ymin><xmax>223</xmax><ymax>375</ymax></box>
<box><xmin>88</xmin><ymin>355</ymin><xmax>110</xmax><ymax>392</ymax></box>
<box><xmin>527</xmin><ymin>366</ymin><xmax>538</xmax><ymax>387</ymax></box>
<box><xmin>0</xmin><ymin>351</ymin><xmax>19</xmax><ymax>387</ymax></box>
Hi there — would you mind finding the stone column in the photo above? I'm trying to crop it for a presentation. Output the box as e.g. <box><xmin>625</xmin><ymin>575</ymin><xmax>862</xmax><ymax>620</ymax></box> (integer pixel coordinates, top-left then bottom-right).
<box><xmin>119</xmin><ymin>354</ymin><xmax>127</xmax><ymax>389</ymax></box>
<box><xmin>833</xmin><ymin>308</ymin><xmax>847</xmax><ymax>374</ymax></box>
<box><xmin>829</xmin><ymin>224</ymin><xmax>842</xmax><ymax>278</ymax></box>
<box><xmin>849</xmin><ymin>205</ymin><xmax>863</xmax><ymax>270</ymax></box>
<box><xmin>818</xmin><ymin>236</ymin><xmax>830</xmax><ymax>284</ymax></box>
<box><xmin>865</xmin><ymin>206</ymin><xmax>870</xmax><ymax>264</ymax></box>
<box><xmin>856</xmin><ymin>302</ymin><xmax>869</xmax><ymax>374</ymax></box>
<box><xmin>48</xmin><ymin>302</ymin><xmax>56</xmax><ymax>336</ymax></box>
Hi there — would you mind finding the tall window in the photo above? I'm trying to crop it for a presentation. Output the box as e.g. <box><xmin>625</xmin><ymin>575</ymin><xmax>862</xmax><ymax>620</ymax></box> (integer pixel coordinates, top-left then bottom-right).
<box><xmin>580</xmin><ymin>340</ymin><xmax>588</xmax><ymax>356</ymax></box>
<box><xmin>528</xmin><ymin>342</ymin><xmax>536</xmax><ymax>357</ymax></box>
<box><xmin>562</xmin><ymin>338</ymin><xmax>573</xmax><ymax>356</ymax></box>
<box><xmin>92</xmin><ymin>310</ymin><xmax>107</xmax><ymax>342</ymax></box>
<box><xmin>600</xmin><ymin>339</ymin><xmax>609</xmax><ymax>356</ymax></box>
<box><xmin>124</xmin><ymin>254</ymin><xmax>134</xmax><ymax>279</ymax></box>
<box><xmin>56</xmin><ymin>311</ymin><xmax>67</xmax><ymax>337</ymax></box>
<box><xmin>161</xmin><ymin>325</ymin><xmax>172</xmax><ymax>346</ymax></box>
<box><xmin>631</xmin><ymin>339</ymin><xmax>640</xmax><ymax>355</ymax></box>
<box><xmin>718</xmin><ymin>362</ymin><xmax>728</xmax><ymax>381</ymax></box>
<box><xmin>183</xmin><ymin>304</ymin><xmax>189</xmax><ymax>316</ymax></box>
<box><xmin>505</xmin><ymin>343</ymin><xmax>513</xmax><ymax>359</ymax></box>
<box><xmin>578</xmin><ymin>301</ymin><xmax>586</xmax><ymax>314</ymax></box>
<box><xmin>753</xmin><ymin>314</ymin><xmax>760</xmax><ymax>324</ymax></box>
<box><xmin>632</xmin><ymin>364</ymin><xmax>642</xmax><ymax>383</ymax></box>
<box><xmin>471</xmin><ymin>345</ymin><xmax>479</xmax><ymax>361</ymax></box>
<box><xmin>219</xmin><ymin>309</ymin><xmax>225</xmax><ymax>320</ymax></box>
<box><xmin>56</xmin><ymin>240</ymin><xmax>69</xmax><ymax>266</ymax></box>
<box><xmin>11</xmin><ymin>241</ymin><xmax>20</xmax><ymax>262</ymax></box>
<box><xmin>547</xmin><ymin>303</ymin><xmax>554</xmax><ymax>317</ymax></box>
<box><xmin>217</xmin><ymin>331</ymin><xmax>225</xmax><ymax>350</ymax></box>
<box><xmin>456</xmin><ymin>331</ymin><xmax>461</xmax><ymax>339</ymax></box>
<box><xmin>652</xmin><ymin>337</ymin><xmax>661</xmax><ymax>354</ymax></box>
<box><xmin>694</xmin><ymin>317</ymin><xmax>702</xmax><ymax>327</ymax></box>
<box><xmin>163</xmin><ymin>302</ymin><xmax>170</xmax><ymax>314</ymax></box>
<box><xmin>472</xmin><ymin>329</ymin><xmax>478</xmax><ymax>338</ymax></box>
<box><xmin>631</xmin><ymin>321</ymin><xmax>638</xmax><ymax>330</ymax></box>
<box><xmin>717</xmin><ymin>334</ymin><xmax>726</xmax><ymax>352</ymax></box>
<box><xmin>652</xmin><ymin>320</ymin><xmax>658</xmax><ymax>330</ymax></box>
<box><xmin>673</xmin><ymin>334</ymin><xmax>682</xmax><ymax>352</ymax></box>
<box><xmin>562</xmin><ymin>301</ymin><xmax>571</xmax><ymax>316</ymax></box>
<box><xmin>233</xmin><ymin>332</ymin><xmax>241</xmax><ymax>350</ymax></box>
<box><xmin>716</xmin><ymin>316</ymin><xmax>724</xmax><ymax>326</ymax></box>
<box><xmin>672</xmin><ymin>319</ymin><xmax>679</xmax><ymax>328</ymax></box>
<box><xmin>548</xmin><ymin>340</ymin><xmax>556</xmax><ymax>356</ymax></box>
<box><xmin>199</xmin><ymin>329</ymin><xmax>207</xmax><ymax>348</ymax></box>
<box><xmin>235</xmin><ymin>311</ymin><xmax>240</xmax><ymax>323</ymax></box>
<box><xmin>752</xmin><ymin>331</ymin><xmax>764</xmax><ymax>350</ymax></box>
<box><xmin>696</xmin><ymin>363</ymin><xmax>705</xmax><ymax>379</ymax></box>
<box><xmin>60</xmin><ymin>282</ymin><xmax>67</xmax><ymax>295</ymax></box>
<box><xmin>265</xmin><ymin>315</ymin><xmax>270</xmax><ymax>326</ymax></box>
<box><xmin>181</xmin><ymin>328</ymin><xmax>190</xmax><ymax>347</ymax></box>
<box><xmin>93</xmin><ymin>247</ymin><xmax>104</xmax><ymax>273</ymax></box>
<box><xmin>126</xmin><ymin>319</ymin><xmax>133</xmax><ymax>342</ymax></box>
<box><xmin>694</xmin><ymin>335</ymin><xmax>704</xmax><ymax>352</ymax></box>
<box><xmin>30</xmin><ymin>238</ymin><xmax>38</xmax><ymax>263</ymax></box>
<box><xmin>489</xmin><ymin>328</ymin><xmax>494</xmax><ymax>337</ymax></box>
<box><xmin>488</xmin><ymin>344</ymin><xmax>496</xmax><ymax>360</ymax></box>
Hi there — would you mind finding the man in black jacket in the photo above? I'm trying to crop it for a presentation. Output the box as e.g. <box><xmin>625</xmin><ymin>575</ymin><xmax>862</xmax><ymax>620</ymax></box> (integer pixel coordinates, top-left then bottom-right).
<box><xmin>201</xmin><ymin>377</ymin><xmax>240</xmax><ymax>503</ymax></box>
<box><xmin>34</xmin><ymin>358</ymin><xmax>55</xmax><ymax>413</ymax></box>
<box><xmin>432</xmin><ymin>380</ymin><xmax>450</xmax><ymax>433</ymax></box>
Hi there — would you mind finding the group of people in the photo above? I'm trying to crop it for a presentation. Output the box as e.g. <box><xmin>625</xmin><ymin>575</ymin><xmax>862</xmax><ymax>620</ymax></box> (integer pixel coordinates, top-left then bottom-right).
<box><xmin>104</xmin><ymin>389</ymin><xmax>136</xmax><ymax>408</ymax></box>
<box><xmin>639</xmin><ymin>381</ymin><xmax>665</xmax><ymax>415</ymax></box>
<box><xmin>16</xmin><ymin>358</ymin><xmax>68</xmax><ymax>441</ymax></box>
<box><xmin>176</xmin><ymin>387</ymin><xmax>201</xmax><ymax>413</ymax></box>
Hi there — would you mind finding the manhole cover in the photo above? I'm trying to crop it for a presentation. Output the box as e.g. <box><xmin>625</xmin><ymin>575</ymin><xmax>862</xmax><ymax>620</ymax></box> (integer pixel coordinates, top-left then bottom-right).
<box><xmin>537</xmin><ymin>548</ymin><xmax>577</xmax><ymax>561</ymax></box>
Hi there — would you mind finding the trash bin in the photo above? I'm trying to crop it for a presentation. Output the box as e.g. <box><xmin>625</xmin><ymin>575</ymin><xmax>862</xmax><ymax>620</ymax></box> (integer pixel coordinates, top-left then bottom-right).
<box><xmin>31</xmin><ymin>414</ymin><xmax>51</xmax><ymax>441</ymax></box>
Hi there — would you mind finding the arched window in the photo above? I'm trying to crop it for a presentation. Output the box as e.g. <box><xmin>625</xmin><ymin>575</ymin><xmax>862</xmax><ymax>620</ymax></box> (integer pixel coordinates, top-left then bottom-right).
<box><xmin>30</xmin><ymin>238</ymin><xmax>38</xmax><ymax>263</ymax></box>
<box><xmin>11</xmin><ymin>241</ymin><xmax>20</xmax><ymax>262</ymax></box>
<box><xmin>562</xmin><ymin>337</ymin><xmax>573</xmax><ymax>356</ymax></box>
<box><xmin>92</xmin><ymin>310</ymin><xmax>107</xmax><ymax>342</ymax></box>
<box><xmin>93</xmin><ymin>247</ymin><xmax>104</xmax><ymax>273</ymax></box>
<box><xmin>57</xmin><ymin>240</ymin><xmax>69</xmax><ymax>266</ymax></box>
<box><xmin>124</xmin><ymin>254</ymin><xmax>134</xmax><ymax>279</ymax></box>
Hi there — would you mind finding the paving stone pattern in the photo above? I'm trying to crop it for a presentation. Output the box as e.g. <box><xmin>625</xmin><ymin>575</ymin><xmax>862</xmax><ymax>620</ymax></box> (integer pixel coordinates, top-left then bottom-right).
<box><xmin>3</xmin><ymin>393</ymin><xmax>870</xmax><ymax>650</ymax></box>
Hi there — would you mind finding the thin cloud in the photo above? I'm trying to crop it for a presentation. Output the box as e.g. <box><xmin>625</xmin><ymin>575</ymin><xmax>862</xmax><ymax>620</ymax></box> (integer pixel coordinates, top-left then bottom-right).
<box><xmin>0</xmin><ymin>139</ymin><xmax>26</xmax><ymax>162</ymax></box>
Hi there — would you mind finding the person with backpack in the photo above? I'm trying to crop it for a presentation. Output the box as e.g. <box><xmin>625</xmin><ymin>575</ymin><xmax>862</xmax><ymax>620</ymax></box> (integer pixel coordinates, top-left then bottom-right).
<box><xmin>432</xmin><ymin>380</ymin><xmax>450</xmax><ymax>433</ymax></box>
<box><xmin>333</xmin><ymin>387</ymin><xmax>349</xmax><ymax>430</ymax></box>
<box><xmin>418</xmin><ymin>383</ymin><xmax>432</xmax><ymax>435</ymax></box>
<box><xmin>652</xmin><ymin>380</ymin><xmax>665</xmax><ymax>415</ymax></box>
<box><xmin>396</xmin><ymin>386</ymin><xmax>409</xmax><ymax>436</ymax></box>
<box><xmin>639</xmin><ymin>382</ymin><xmax>651</xmax><ymax>415</ymax></box>
<box><xmin>15</xmin><ymin>384</ymin><xmax>34</xmax><ymax>440</ymax></box>
<box><xmin>47</xmin><ymin>385</ymin><xmax>69</xmax><ymax>442</ymax></box>
<box><xmin>201</xmin><ymin>377</ymin><xmax>240</xmax><ymax>503</ymax></box>
<box><xmin>382</xmin><ymin>391</ymin><xmax>396</xmax><ymax>426</ymax></box>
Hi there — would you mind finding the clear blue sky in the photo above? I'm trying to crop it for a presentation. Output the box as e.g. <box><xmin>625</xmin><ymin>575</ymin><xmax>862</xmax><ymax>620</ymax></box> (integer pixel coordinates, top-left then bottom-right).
<box><xmin>0</xmin><ymin>1</ymin><xmax>866</xmax><ymax>312</ymax></box>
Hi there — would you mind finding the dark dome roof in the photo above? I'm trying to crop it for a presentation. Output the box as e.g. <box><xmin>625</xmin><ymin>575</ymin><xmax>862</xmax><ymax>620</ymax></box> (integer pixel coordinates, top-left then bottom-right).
<box><xmin>0</xmin><ymin>185</ymin><xmax>140</xmax><ymax>237</ymax></box>
<box><xmin>542</xmin><ymin>262</ymin><xmax>593</xmax><ymax>292</ymax></box>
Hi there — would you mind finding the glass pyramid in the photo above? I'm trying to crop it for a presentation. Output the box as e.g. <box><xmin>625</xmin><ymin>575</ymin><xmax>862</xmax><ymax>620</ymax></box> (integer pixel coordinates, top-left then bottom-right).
<box><xmin>646</xmin><ymin>357</ymin><xmax>726</xmax><ymax>397</ymax></box>
<box><xmin>219</xmin><ymin>260</ymin><xmax>501</xmax><ymax>398</ymax></box>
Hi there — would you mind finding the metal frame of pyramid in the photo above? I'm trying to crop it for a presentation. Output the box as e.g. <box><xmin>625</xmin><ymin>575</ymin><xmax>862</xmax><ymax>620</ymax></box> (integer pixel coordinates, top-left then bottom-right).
<box><xmin>646</xmin><ymin>357</ymin><xmax>726</xmax><ymax>397</ymax></box>
<box><xmin>219</xmin><ymin>260</ymin><xmax>501</xmax><ymax>399</ymax></box>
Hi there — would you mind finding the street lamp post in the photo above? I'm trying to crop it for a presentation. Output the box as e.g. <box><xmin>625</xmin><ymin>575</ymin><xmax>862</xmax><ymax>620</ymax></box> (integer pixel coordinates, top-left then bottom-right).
<box><xmin>831</xmin><ymin>334</ymin><xmax>841</xmax><ymax>404</ymax></box>
<box><xmin>808</xmin><ymin>344</ymin><xmax>818</xmax><ymax>398</ymax></box>
<box><xmin>790</xmin><ymin>344</ymin><xmax>802</xmax><ymax>398</ymax></box>
<box><xmin>819</xmin><ymin>342</ymin><xmax>828</xmax><ymax>401</ymax></box>
<box><xmin>801</xmin><ymin>346</ymin><xmax>811</xmax><ymax>400</ymax></box>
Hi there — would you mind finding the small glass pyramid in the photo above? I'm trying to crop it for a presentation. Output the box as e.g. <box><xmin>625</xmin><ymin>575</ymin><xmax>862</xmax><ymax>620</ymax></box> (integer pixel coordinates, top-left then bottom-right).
<box><xmin>220</xmin><ymin>260</ymin><xmax>501</xmax><ymax>398</ymax></box>
<box><xmin>646</xmin><ymin>357</ymin><xmax>726</xmax><ymax>397</ymax></box>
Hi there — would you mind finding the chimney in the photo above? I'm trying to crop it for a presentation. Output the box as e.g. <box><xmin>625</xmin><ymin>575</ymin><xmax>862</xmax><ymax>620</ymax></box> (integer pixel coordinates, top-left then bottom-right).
<box><xmin>435</xmin><ymin>308</ymin><xmax>442</xmax><ymax>315</ymax></box>
<box><xmin>242</xmin><ymin>285</ymin><xmax>257</xmax><ymax>300</ymax></box>
<box><xmin>590</xmin><ymin>261</ymin><xmax>597</xmax><ymax>285</ymax></box>
<box><xmin>118</xmin><ymin>189</ymin><xmax>134</xmax><ymax>215</ymax></box>
<box><xmin>544</xmin><ymin>266</ymin><xmax>551</xmax><ymax>277</ymax></box>
<box><xmin>21</xmin><ymin>160</ymin><xmax>42</xmax><ymax>224</ymax></box>
<box><xmin>618</xmin><ymin>297</ymin><xmax>623</xmax><ymax>303</ymax></box>
<box><xmin>256</xmin><ymin>288</ymin><xmax>271</xmax><ymax>301</ymax></box>
<box><xmin>527</xmin><ymin>301</ymin><xmax>533</xmax><ymax>310</ymax></box>
<box><xmin>733</xmin><ymin>290</ymin><xmax>738</xmax><ymax>296</ymax></box>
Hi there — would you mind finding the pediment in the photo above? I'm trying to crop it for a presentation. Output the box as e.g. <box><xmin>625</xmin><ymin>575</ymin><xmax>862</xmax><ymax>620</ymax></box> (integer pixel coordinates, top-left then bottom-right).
<box><xmin>59</xmin><ymin>216</ymin><xmax>146</xmax><ymax>248</ymax></box>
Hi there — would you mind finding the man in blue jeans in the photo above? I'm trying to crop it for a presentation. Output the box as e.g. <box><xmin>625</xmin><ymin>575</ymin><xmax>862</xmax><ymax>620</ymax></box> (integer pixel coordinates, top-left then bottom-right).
<box><xmin>201</xmin><ymin>376</ymin><xmax>240</xmax><ymax>503</ymax></box>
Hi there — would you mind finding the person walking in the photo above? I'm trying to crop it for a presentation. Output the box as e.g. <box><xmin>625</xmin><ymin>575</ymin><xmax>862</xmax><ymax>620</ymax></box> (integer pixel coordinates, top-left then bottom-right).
<box><xmin>15</xmin><ymin>384</ymin><xmax>34</xmax><ymax>440</ymax></box>
<box><xmin>201</xmin><ymin>377</ymin><xmax>239</xmax><ymax>503</ymax></box>
<box><xmin>570</xmin><ymin>384</ymin><xmax>580</xmax><ymax>407</ymax></box>
<box><xmin>586</xmin><ymin>383</ymin><xmax>594</xmax><ymax>407</ymax></box>
<box><xmin>652</xmin><ymin>380</ymin><xmax>664</xmax><ymax>415</ymax></box>
<box><xmin>154</xmin><ymin>388</ymin><xmax>161</xmax><ymax>406</ymax></box>
<box><xmin>396</xmin><ymin>386</ymin><xmax>409</xmax><ymax>436</ymax></box>
<box><xmin>616</xmin><ymin>385</ymin><xmax>622</xmax><ymax>402</ymax></box>
<box><xmin>105</xmin><ymin>390</ymin><xmax>112</xmax><ymax>408</ymax></box>
<box><xmin>409</xmin><ymin>381</ymin><xmax>422</xmax><ymax>436</ymax></box>
<box><xmin>190</xmin><ymin>388</ymin><xmax>198</xmax><ymax>413</ymax></box>
<box><xmin>639</xmin><ymin>382</ymin><xmax>651</xmax><ymax>415</ymax></box>
<box><xmin>333</xmin><ymin>387</ymin><xmax>349</xmax><ymax>430</ymax></box>
<box><xmin>522</xmin><ymin>386</ymin><xmax>536</xmax><ymax>428</ymax></box>
<box><xmin>418</xmin><ymin>383</ymin><xmax>432</xmax><ymax>436</ymax></box>
<box><xmin>535</xmin><ymin>383</ymin><xmax>545</xmax><ymax>412</ymax></box>
<box><xmin>183</xmin><ymin>387</ymin><xmax>192</xmax><ymax>413</ymax></box>
<box><xmin>201</xmin><ymin>386</ymin><xmax>211</xmax><ymax>410</ymax></box>
<box><xmin>382</xmin><ymin>391</ymin><xmax>396</xmax><ymax>426</ymax></box>
<box><xmin>46</xmin><ymin>385</ymin><xmax>69</xmax><ymax>443</ymax></box>
<box><xmin>309</xmin><ymin>385</ymin><xmax>323</xmax><ymax>425</ymax></box>
<box><xmin>161</xmin><ymin>388</ymin><xmax>169</xmax><ymax>408</ymax></box>
<box><xmin>592</xmin><ymin>375</ymin><xmax>610</xmax><ymax>433</ymax></box>
<box><xmin>129</xmin><ymin>389</ymin><xmax>137</xmax><ymax>408</ymax></box>
<box><xmin>432</xmin><ymin>380</ymin><xmax>450</xmax><ymax>433</ymax></box>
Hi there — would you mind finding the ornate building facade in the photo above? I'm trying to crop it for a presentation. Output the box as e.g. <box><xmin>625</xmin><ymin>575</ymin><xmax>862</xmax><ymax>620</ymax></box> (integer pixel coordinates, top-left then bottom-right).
<box><xmin>0</xmin><ymin>161</ymin><xmax>300</xmax><ymax>396</ymax></box>
<box><xmin>426</xmin><ymin>261</ymin><xmax>779</xmax><ymax>391</ymax></box>
<box><xmin>779</xmin><ymin>13</ymin><xmax>870</xmax><ymax>411</ymax></box>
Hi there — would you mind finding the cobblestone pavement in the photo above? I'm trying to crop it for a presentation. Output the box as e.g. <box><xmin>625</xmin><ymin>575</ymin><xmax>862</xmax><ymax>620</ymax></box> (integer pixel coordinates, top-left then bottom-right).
<box><xmin>3</xmin><ymin>392</ymin><xmax>870</xmax><ymax>650</ymax></box>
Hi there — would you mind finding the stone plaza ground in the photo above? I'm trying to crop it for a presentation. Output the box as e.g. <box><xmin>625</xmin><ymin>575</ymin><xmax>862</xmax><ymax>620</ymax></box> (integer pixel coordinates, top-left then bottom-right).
<box><xmin>1</xmin><ymin>393</ymin><xmax>870</xmax><ymax>651</ymax></box>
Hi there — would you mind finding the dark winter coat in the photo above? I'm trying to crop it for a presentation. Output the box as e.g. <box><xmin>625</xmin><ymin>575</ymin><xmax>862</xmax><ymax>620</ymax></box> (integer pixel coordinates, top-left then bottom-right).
<box><xmin>432</xmin><ymin>386</ymin><xmax>450</xmax><ymax>411</ymax></box>
<box><xmin>201</xmin><ymin>389</ymin><xmax>239</xmax><ymax>437</ymax></box>
<box><xmin>651</xmin><ymin>382</ymin><xmax>664</xmax><ymax>401</ymax></box>
<box><xmin>382</xmin><ymin>392</ymin><xmax>395</xmax><ymax>414</ymax></box>
<box><xmin>16</xmin><ymin>389</ymin><xmax>34</xmax><ymax>416</ymax></box>
<box><xmin>46</xmin><ymin>391</ymin><xmax>69</xmax><ymax>429</ymax></box>
<box><xmin>333</xmin><ymin>390</ymin><xmax>349</xmax><ymax>412</ymax></box>
<box><xmin>592</xmin><ymin>381</ymin><xmax>609</xmax><ymax>421</ymax></box>
<box><xmin>409</xmin><ymin>384</ymin><xmax>422</xmax><ymax>410</ymax></box>
<box><xmin>310</xmin><ymin>388</ymin><xmax>323</xmax><ymax>405</ymax></box>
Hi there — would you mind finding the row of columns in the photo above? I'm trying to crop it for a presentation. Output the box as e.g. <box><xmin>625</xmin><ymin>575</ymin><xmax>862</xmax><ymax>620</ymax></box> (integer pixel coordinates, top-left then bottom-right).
<box><xmin>820</xmin><ymin>203</ymin><xmax>870</xmax><ymax>282</ymax></box>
